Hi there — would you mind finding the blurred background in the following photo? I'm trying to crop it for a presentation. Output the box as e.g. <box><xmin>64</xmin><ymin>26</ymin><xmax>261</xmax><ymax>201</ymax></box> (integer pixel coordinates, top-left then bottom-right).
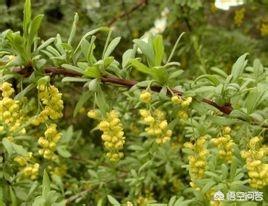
<box><xmin>1</xmin><ymin>0</ymin><xmax>267</xmax><ymax>75</ymax></box>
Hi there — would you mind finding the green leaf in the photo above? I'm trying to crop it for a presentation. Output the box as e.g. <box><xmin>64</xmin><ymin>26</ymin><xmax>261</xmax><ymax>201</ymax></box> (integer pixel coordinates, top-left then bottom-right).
<box><xmin>153</xmin><ymin>35</ymin><xmax>164</xmax><ymax>66</ymax></box>
<box><xmin>133</xmin><ymin>39</ymin><xmax>155</xmax><ymax>66</ymax></box>
<box><xmin>151</xmin><ymin>67</ymin><xmax>169</xmax><ymax>84</ymax></box>
<box><xmin>107</xmin><ymin>195</ymin><xmax>120</xmax><ymax>206</ymax></box>
<box><xmin>122</xmin><ymin>49</ymin><xmax>135</xmax><ymax>69</ymax></box>
<box><xmin>42</xmin><ymin>170</ymin><xmax>50</xmax><ymax>196</ymax></box>
<box><xmin>73</xmin><ymin>90</ymin><xmax>91</xmax><ymax>117</ymax></box>
<box><xmin>26</xmin><ymin>182</ymin><xmax>39</xmax><ymax>200</ymax></box>
<box><xmin>195</xmin><ymin>74</ymin><xmax>220</xmax><ymax>86</ymax></box>
<box><xmin>130</xmin><ymin>58</ymin><xmax>151</xmax><ymax>73</ymax></box>
<box><xmin>62</xmin><ymin>77</ymin><xmax>88</xmax><ymax>83</ymax></box>
<box><xmin>23</xmin><ymin>0</ymin><xmax>32</xmax><ymax>37</ymax></box>
<box><xmin>9</xmin><ymin>187</ymin><xmax>17</xmax><ymax>206</ymax></box>
<box><xmin>62</xmin><ymin>64</ymin><xmax>83</xmax><ymax>74</ymax></box>
<box><xmin>74</xmin><ymin>27</ymin><xmax>109</xmax><ymax>55</ymax></box>
<box><xmin>103</xmin><ymin>37</ymin><xmax>121</xmax><ymax>58</ymax></box>
<box><xmin>95</xmin><ymin>90</ymin><xmax>109</xmax><ymax>114</ymax></box>
<box><xmin>167</xmin><ymin>32</ymin><xmax>185</xmax><ymax>63</ymax></box>
<box><xmin>32</xmin><ymin>196</ymin><xmax>46</xmax><ymax>206</ymax></box>
<box><xmin>57</xmin><ymin>146</ymin><xmax>71</xmax><ymax>158</ymax></box>
<box><xmin>138</xmin><ymin>160</ymin><xmax>152</xmax><ymax>174</ymax></box>
<box><xmin>37</xmin><ymin>38</ymin><xmax>55</xmax><ymax>51</ymax></box>
<box><xmin>169</xmin><ymin>70</ymin><xmax>184</xmax><ymax>80</ymax></box>
<box><xmin>2</xmin><ymin>138</ymin><xmax>28</xmax><ymax>156</ymax></box>
<box><xmin>80</xmin><ymin>39</ymin><xmax>90</xmax><ymax>60</ymax></box>
<box><xmin>103</xmin><ymin>57</ymin><xmax>114</xmax><ymax>69</ymax></box>
<box><xmin>201</xmin><ymin>181</ymin><xmax>216</xmax><ymax>194</ymax></box>
<box><xmin>192</xmin><ymin>86</ymin><xmax>215</xmax><ymax>93</ymax></box>
<box><xmin>15</xmin><ymin>84</ymin><xmax>34</xmax><ymax>100</ymax></box>
<box><xmin>210</xmin><ymin>67</ymin><xmax>227</xmax><ymax>78</ymax></box>
<box><xmin>87</xmin><ymin>79</ymin><xmax>98</xmax><ymax>91</ymax></box>
<box><xmin>168</xmin><ymin>196</ymin><xmax>177</xmax><ymax>206</ymax></box>
<box><xmin>84</xmin><ymin>66</ymin><xmax>101</xmax><ymax>78</ymax></box>
<box><xmin>28</xmin><ymin>14</ymin><xmax>44</xmax><ymax>49</ymax></box>
<box><xmin>68</xmin><ymin>13</ymin><xmax>79</xmax><ymax>46</ymax></box>
<box><xmin>253</xmin><ymin>58</ymin><xmax>264</xmax><ymax>77</ymax></box>
<box><xmin>245</xmin><ymin>86</ymin><xmax>265</xmax><ymax>114</ymax></box>
<box><xmin>231</xmin><ymin>53</ymin><xmax>248</xmax><ymax>81</ymax></box>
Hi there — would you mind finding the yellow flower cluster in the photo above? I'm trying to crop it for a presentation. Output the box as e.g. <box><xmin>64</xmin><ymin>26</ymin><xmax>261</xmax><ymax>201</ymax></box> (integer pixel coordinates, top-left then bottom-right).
<box><xmin>87</xmin><ymin>109</ymin><xmax>100</xmax><ymax>119</ymax></box>
<box><xmin>260</xmin><ymin>23</ymin><xmax>268</xmax><ymax>36</ymax></box>
<box><xmin>171</xmin><ymin>96</ymin><xmax>192</xmax><ymax>121</ymax></box>
<box><xmin>96</xmin><ymin>110</ymin><xmax>125</xmax><ymax>161</ymax></box>
<box><xmin>171</xmin><ymin>96</ymin><xmax>192</xmax><ymax>107</ymax></box>
<box><xmin>48</xmin><ymin>164</ymin><xmax>67</xmax><ymax>177</ymax></box>
<box><xmin>184</xmin><ymin>136</ymin><xmax>209</xmax><ymax>188</ymax></box>
<box><xmin>32</xmin><ymin>83</ymin><xmax>63</xmax><ymax>125</ymax></box>
<box><xmin>136</xmin><ymin>190</ymin><xmax>154</xmax><ymax>206</ymax></box>
<box><xmin>211</xmin><ymin>127</ymin><xmax>234</xmax><ymax>163</ymax></box>
<box><xmin>38</xmin><ymin>124</ymin><xmax>61</xmax><ymax>160</ymax></box>
<box><xmin>241</xmin><ymin>136</ymin><xmax>268</xmax><ymax>189</ymax></box>
<box><xmin>139</xmin><ymin>90</ymin><xmax>152</xmax><ymax>103</ymax></box>
<box><xmin>139</xmin><ymin>109</ymin><xmax>172</xmax><ymax>144</ymax></box>
<box><xmin>234</xmin><ymin>8</ymin><xmax>245</xmax><ymax>27</ymax></box>
<box><xmin>0</xmin><ymin>82</ymin><xmax>26</xmax><ymax>137</ymax></box>
<box><xmin>14</xmin><ymin>152</ymin><xmax>39</xmax><ymax>180</ymax></box>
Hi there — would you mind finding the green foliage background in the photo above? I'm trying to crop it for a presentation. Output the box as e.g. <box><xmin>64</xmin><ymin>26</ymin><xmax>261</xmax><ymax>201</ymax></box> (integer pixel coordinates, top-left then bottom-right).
<box><xmin>0</xmin><ymin>0</ymin><xmax>267</xmax><ymax>205</ymax></box>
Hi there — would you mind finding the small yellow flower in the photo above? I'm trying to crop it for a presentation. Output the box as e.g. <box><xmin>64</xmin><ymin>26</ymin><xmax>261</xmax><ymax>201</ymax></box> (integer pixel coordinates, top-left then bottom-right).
<box><xmin>140</xmin><ymin>91</ymin><xmax>152</xmax><ymax>103</ymax></box>
<box><xmin>140</xmin><ymin>108</ymin><xmax>172</xmax><ymax>144</ymax></box>
<box><xmin>171</xmin><ymin>95</ymin><xmax>182</xmax><ymax>104</ymax></box>
<box><xmin>223</xmin><ymin>126</ymin><xmax>231</xmax><ymax>134</ymax></box>
<box><xmin>178</xmin><ymin>111</ymin><xmax>188</xmax><ymax>120</ymax></box>
<box><xmin>181</xmin><ymin>97</ymin><xmax>192</xmax><ymax>107</ymax></box>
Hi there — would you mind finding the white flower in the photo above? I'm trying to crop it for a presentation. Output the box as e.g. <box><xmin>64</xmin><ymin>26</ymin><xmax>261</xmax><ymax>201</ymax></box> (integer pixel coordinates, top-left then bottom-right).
<box><xmin>161</xmin><ymin>7</ymin><xmax>170</xmax><ymax>17</ymax></box>
<box><xmin>154</xmin><ymin>18</ymin><xmax>167</xmax><ymax>33</ymax></box>
<box><xmin>86</xmin><ymin>0</ymin><xmax>100</xmax><ymax>10</ymax></box>
<box><xmin>215</xmin><ymin>0</ymin><xmax>244</xmax><ymax>10</ymax></box>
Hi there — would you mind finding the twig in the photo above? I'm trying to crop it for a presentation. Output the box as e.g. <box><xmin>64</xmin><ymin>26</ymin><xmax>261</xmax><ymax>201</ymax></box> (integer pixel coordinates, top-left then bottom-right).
<box><xmin>12</xmin><ymin>66</ymin><xmax>232</xmax><ymax>115</ymax></box>
<box><xmin>10</xmin><ymin>66</ymin><xmax>268</xmax><ymax>128</ymax></box>
<box><xmin>107</xmin><ymin>0</ymin><xmax>148</xmax><ymax>27</ymax></box>
<box><xmin>66</xmin><ymin>188</ymin><xmax>91</xmax><ymax>204</ymax></box>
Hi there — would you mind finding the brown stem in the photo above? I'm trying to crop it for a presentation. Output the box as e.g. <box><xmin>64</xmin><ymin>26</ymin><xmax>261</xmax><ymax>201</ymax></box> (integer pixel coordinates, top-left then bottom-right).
<box><xmin>12</xmin><ymin>66</ymin><xmax>233</xmax><ymax>115</ymax></box>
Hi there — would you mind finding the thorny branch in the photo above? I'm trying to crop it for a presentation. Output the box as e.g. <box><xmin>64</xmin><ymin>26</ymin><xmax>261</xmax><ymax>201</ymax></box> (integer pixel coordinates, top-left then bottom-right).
<box><xmin>13</xmin><ymin>66</ymin><xmax>232</xmax><ymax>114</ymax></box>
<box><xmin>11</xmin><ymin>66</ymin><xmax>268</xmax><ymax>128</ymax></box>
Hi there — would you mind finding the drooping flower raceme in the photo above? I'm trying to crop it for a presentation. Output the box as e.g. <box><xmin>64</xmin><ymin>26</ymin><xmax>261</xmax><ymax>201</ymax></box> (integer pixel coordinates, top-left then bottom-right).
<box><xmin>32</xmin><ymin>82</ymin><xmax>63</xmax><ymax>125</ymax></box>
<box><xmin>184</xmin><ymin>136</ymin><xmax>209</xmax><ymax>189</ymax></box>
<box><xmin>88</xmin><ymin>110</ymin><xmax>126</xmax><ymax>161</ymax></box>
<box><xmin>211</xmin><ymin>127</ymin><xmax>235</xmax><ymax>163</ymax></box>
<box><xmin>171</xmin><ymin>95</ymin><xmax>192</xmax><ymax>121</ymax></box>
<box><xmin>38</xmin><ymin>123</ymin><xmax>61</xmax><ymax>160</ymax></box>
<box><xmin>14</xmin><ymin>152</ymin><xmax>39</xmax><ymax>180</ymax></box>
<box><xmin>139</xmin><ymin>109</ymin><xmax>172</xmax><ymax>144</ymax></box>
<box><xmin>0</xmin><ymin>82</ymin><xmax>26</xmax><ymax>139</ymax></box>
<box><xmin>241</xmin><ymin>136</ymin><xmax>268</xmax><ymax>189</ymax></box>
